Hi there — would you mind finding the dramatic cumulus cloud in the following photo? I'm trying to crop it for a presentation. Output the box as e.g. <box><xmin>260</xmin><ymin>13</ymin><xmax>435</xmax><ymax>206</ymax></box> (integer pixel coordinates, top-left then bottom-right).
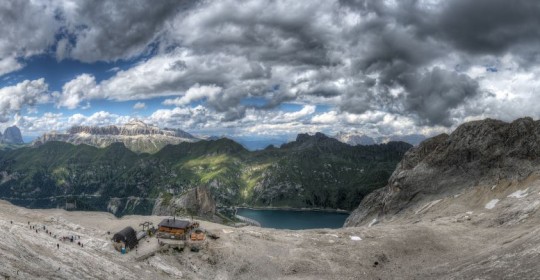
<box><xmin>3</xmin><ymin>0</ymin><xmax>540</xmax><ymax>137</ymax></box>
<box><xmin>56</xmin><ymin>74</ymin><xmax>99</xmax><ymax>109</ymax></box>
<box><xmin>55</xmin><ymin>0</ymin><xmax>191</xmax><ymax>62</ymax></box>
<box><xmin>0</xmin><ymin>79</ymin><xmax>50</xmax><ymax>122</ymax></box>
<box><xmin>0</xmin><ymin>1</ymin><xmax>59</xmax><ymax>74</ymax></box>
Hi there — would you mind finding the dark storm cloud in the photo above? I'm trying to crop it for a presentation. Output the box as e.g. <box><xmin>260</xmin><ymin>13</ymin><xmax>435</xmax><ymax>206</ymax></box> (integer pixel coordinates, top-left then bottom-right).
<box><xmin>334</xmin><ymin>0</ymin><xmax>540</xmax><ymax>125</ymax></box>
<box><xmin>59</xmin><ymin>0</ymin><xmax>196</xmax><ymax>62</ymax></box>
<box><xmin>174</xmin><ymin>1</ymin><xmax>337</xmax><ymax>67</ymax></box>
<box><xmin>402</xmin><ymin>67</ymin><xmax>479</xmax><ymax>126</ymax></box>
<box><xmin>0</xmin><ymin>1</ymin><xmax>59</xmax><ymax>74</ymax></box>
<box><xmin>436</xmin><ymin>0</ymin><xmax>540</xmax><ymax>55</ymax></box>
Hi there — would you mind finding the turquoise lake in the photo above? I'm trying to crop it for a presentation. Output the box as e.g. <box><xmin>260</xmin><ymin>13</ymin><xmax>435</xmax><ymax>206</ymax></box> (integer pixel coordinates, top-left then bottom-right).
<box><xmin>236</xmin><ymin>208</ymin><xmax>350</xmax><ymax>230</ymax></box>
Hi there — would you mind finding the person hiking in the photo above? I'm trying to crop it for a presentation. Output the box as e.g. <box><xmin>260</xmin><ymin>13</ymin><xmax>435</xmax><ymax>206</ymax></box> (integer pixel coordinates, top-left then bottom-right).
<box><xmin>57</xmin><ymin>243</ymin><xmax>59</xmax><ymax>249</ymax></box>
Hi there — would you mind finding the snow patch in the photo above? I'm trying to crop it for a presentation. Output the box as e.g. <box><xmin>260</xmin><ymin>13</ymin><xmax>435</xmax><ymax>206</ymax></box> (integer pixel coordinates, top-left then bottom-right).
<box><xmin>485</xmin><ymin>199</ymin><xmax>499</xmax><ymax>210</ymax></box>
<box><xmin>368</xmin><ymin>218</ymin><xmax>378</xmax><ymax>227</ymax></box>
<box><xmin>508</xmin><ymin>189</ymin><xmax>529</xmax><ymax>199</ymax></box>
<box><xmin>350</xmin><ymin>236</ymin><xmax>362</xmax><ymax>241</ymax></box>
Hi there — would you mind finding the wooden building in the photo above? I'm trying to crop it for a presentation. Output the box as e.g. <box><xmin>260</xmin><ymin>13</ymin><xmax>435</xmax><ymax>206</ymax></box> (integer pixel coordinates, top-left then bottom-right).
<box><xmin>157</xmin><ymin>218</ymin><xmax>191</xmax><ymax>240</ymax></box>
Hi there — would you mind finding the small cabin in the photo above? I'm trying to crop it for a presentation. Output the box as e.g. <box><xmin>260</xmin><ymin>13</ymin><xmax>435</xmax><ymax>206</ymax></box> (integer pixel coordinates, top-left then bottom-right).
<box><xmin>157</xmin><ymin>218</ymin><xmax>191</xmax><ymax>240</ymax></box>
<box><xmin>112</xmin><ymin>226</ymin><xmax>138</xmax><ymax>252</ymax></box>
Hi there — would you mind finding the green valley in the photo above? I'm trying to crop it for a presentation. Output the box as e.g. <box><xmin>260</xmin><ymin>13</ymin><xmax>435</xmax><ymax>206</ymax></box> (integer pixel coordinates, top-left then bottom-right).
<box><xmin>0</xmin><ymin>133</ymin><xmax>411</xmax><ymax>216</ymax></box>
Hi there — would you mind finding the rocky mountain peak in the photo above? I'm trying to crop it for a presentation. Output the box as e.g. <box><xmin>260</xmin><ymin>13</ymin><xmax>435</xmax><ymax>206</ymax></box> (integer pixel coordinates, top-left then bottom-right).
<box><xmin>295</xmin><ymin>132</ymin><xmax>329</xmax><ymax>142</ymax></box>
<box><xmin>282</xmin><ymin>132</ymin><xmax>344</xmax><ymax>150</ymax></box>
<box><xmin>345</xmin><ymin>117</ymin><xmax>540</xmax><ymax>227</ymax></box>
<box><xmin>2</xmin><ymin>126</ymin><xmax>23</xmax><ymax>144</ymax></box>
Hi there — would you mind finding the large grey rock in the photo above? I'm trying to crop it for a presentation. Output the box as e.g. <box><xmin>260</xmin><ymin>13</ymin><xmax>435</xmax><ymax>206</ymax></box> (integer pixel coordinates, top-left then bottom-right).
<box><xmin>345</xmin><ymin>117</ymin><xmax>540</xmax><ymax>227</ymax></box>
<box><xmin>2</xmin><ymin>126</ymin><xmax>23</xmax><ymax>144</ymax></box>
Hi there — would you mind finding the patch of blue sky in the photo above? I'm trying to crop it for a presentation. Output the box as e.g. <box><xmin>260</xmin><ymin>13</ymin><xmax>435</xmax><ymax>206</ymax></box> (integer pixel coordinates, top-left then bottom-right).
<box><xmin>0</xmin><ymin>54</ymin><xmax>140</xmax><ymax>90</ymax></box>
<box><xmin>240</xmin><ymin>97</ymin><xmax>269</xmax><ymax>108</ymax></box>
<box><xmin>314</xmin><ymin>104</ymin><xmax>331</xmax><ymax>113</ymax></box>
<box><xmin>278</xmin><ymin>103</ymin><xmax>303</xmax><ymax>112</ymax></box>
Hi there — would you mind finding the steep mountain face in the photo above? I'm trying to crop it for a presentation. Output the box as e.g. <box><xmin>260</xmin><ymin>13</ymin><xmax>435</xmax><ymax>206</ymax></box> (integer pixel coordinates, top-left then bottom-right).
<box><xmin>250</xmin><ymin>133</ymin><xmax>412</xmax><ymax>209</ymax></box>
<box><xmin>152</xmin><ymin>185</ymin><xmax>216</xmax><ymax>218</ymax></box>
<box><xmin>345</xmin><ymin>117</ymin><xmax>540</xmax><ymax>226</ymax></box>
<box><xmin>334</xmin><ymin>132</ymin><xmax>426</xmax><ymax>146</ymax></box>
<box><xmin>2</xmin><ymin>126</ymin><xmax>24</xmax><ymax>144</ymax></box>
<box><xmin>0</xmin><ymin>133</ymin><xmax>411</xmax><ymax>216</ymax></box>
<box><xmin>33</xmin><ymin>120</ymin><xmax>198</xmax><ymax>154</ymax></box>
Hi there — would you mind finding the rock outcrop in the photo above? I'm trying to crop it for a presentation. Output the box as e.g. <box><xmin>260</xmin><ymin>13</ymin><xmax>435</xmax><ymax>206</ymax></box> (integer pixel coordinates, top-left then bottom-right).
<box><xmin>345</xmin><ymin>117</ymin><xmax>540</xmax><ymax>226</ymax></box>
<box><xmin>1</xmin><ymin>126</ymin><xmax>23</xmax><ymax>144</ymax></box>
<box><xmin>152</xmin><ymin>186</ymin><xmax>216</xmax><ymax>218</ymax></box>
<box><xmin>33</xmin><ymin>120</ymin><xmax>198</xmax><ymax>154</ymax></box>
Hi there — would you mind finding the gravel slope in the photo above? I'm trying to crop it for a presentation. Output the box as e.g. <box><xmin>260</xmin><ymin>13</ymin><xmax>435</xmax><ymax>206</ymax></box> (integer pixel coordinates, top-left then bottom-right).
<box><xmin>1</xmin><ymin>188</ymin><xmax>540</xmax><ymax>280</ymax></box>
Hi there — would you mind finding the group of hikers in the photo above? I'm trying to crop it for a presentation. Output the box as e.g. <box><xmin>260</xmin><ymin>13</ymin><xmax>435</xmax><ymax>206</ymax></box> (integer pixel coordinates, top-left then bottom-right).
<box><xmin>23</xmin><ymin>220</ymin><xmax>84</xmax><ymax>250</ymax></box>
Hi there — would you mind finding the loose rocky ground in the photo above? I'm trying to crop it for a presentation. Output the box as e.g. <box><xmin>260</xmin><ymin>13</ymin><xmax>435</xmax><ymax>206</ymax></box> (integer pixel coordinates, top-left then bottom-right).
<box><xmin>2</xmin><ymin>175</ymin><xmax>540</xmax><ymax>280</ymax></box>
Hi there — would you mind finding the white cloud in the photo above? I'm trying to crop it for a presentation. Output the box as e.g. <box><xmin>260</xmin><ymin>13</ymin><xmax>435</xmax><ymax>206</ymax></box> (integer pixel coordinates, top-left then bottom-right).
<box><xmin>0</xmin><ymin>79</ymin><xmax>49</xmax><ymax>122</ymax></box>
<box><xmin>57</xmin><ymin>74</ymin><xmax>100</xmax><ymax>109</ymax></box>
<box><xmin>163</xmin><ymin>84</ymin><xmax>223</xmax><ymax>106</ymax></box>
<box><xmin>281</xmin><ymin>105</ymin><xmax>316</xmax><ymax>121</ymax></box>
<box><xmin>312</xmin><ymin>111</ymin><xmax>338</xmax><ymax>124</ymax></box>
<box><xmin>0</xmin><ymin>57</ymin><xmax>24</xmax><ymax>77</ymax></box>
<box><xmin>133</xmin><ymin>102</ymin><xmax>146</xmax><ymax>110</ymax></box>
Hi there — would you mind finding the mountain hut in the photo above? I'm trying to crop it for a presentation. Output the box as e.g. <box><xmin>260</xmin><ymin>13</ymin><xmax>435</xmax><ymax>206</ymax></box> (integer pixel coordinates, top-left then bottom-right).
<box><xmin>112</xmin><ymin>226</ymin><xmax>138</xmax><ymax>251</ymax></box>
<box><xmin>157</xmin><ymin>218</ymin><xmax>191</xmax><ymax>240</ymax></box>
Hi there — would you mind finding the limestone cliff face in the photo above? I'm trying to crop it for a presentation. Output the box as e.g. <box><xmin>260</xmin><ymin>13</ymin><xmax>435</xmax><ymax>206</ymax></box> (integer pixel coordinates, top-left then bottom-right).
<box><xmin>345</xmin><ymin>117</ymin><xmax>540</xmax><ymax>226</ymax></box>
<box><xmin>33</xmin><ymin>120</ymin><xmax>198</xmax><ymax>154</ymax></box>
<box><xmin>152</xmin><ymin>186</ymin><xmax>216</xmax><ymax>218</ymax></box>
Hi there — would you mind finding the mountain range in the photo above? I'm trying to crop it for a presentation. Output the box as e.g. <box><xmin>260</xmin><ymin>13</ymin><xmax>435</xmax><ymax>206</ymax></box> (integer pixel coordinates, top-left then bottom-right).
<box><xmin>4</xmin><ymin>118</ymin><xmax>540</xmax><ymax>279</ymax></box>
<box><xmin>33</xmin><ymin>120</ymin><xmax>198</xmax><ymax>154</ymax></box>
<box><xmin>0</xmin><ymin>131</ymin><xmax>411</xmax><ymax>216</ymax></box>
<box><xmin>334</xmin><ymin>131</ymin><xmax>426</xmax><ymax>146</ymax></box>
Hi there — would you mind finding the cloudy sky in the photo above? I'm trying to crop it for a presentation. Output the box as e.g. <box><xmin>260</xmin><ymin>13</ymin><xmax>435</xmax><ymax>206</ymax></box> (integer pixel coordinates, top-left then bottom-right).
<box><xmin>1</xmin><ymin>0</ymin><xmax>540</xmax><ymax>143</ymax></box>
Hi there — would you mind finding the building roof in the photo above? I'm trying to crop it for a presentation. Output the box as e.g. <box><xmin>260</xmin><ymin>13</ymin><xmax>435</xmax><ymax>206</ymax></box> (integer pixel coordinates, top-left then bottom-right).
<box><xmin>158</xmin><ymin>218</ymin><xmax>190</xmax><ymax>229</ymax></box>
<box><xmin>112</xmin><ymin>226</ymin><xmax>138</xmax><ymax>249</ymax></box>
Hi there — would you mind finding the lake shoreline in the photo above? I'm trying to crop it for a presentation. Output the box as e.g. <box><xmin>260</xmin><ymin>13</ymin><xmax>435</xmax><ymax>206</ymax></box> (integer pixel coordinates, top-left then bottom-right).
<box><xmin>235</xmin><ymin>207</ymin><xmax>350</xmax><ymax>230</ymax></box>
<box><xmin>235</xmin><ymin>206</ymin><xmax>350</xmax><ymax>214</ymax></box>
